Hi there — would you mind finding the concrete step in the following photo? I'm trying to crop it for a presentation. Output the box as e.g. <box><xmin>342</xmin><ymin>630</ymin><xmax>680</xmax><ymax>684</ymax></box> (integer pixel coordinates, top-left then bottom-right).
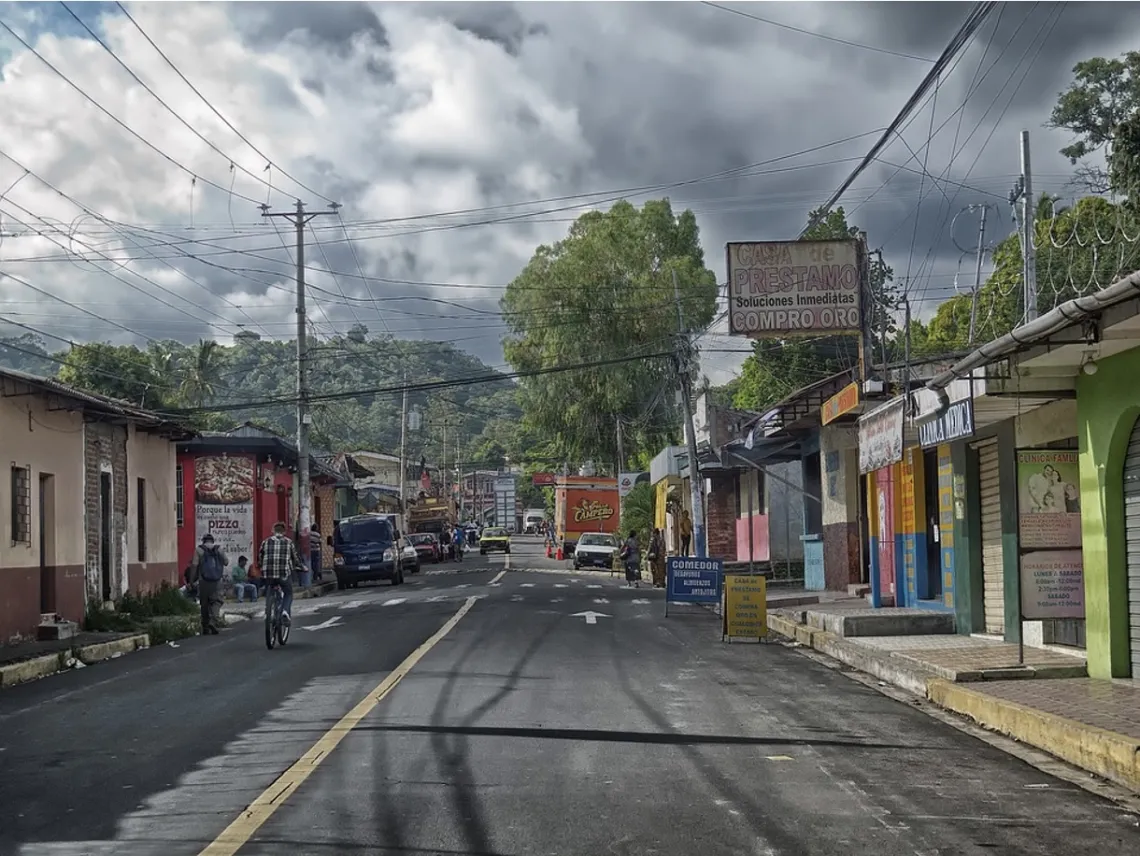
<box><xmin>847</xmin><ymin>584</ymin><xmax>871</xmax><ymax>597</ymax></box>
<box><xmin>803</xmin><ymin>607</ymin><xmax>956</xmax><ymax>638</ymax></box>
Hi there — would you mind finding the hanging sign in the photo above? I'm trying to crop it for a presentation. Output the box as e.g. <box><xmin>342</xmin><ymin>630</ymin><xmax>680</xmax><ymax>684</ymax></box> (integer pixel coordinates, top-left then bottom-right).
<box><xmin>858</xmin><ymin>397</ymin><xmax>904</xmax><ymax>474</ymax></box>
<box><xmin>821</xmin><ymin>382</ymin><xmax>860</xmax><ymax>425</ymax></box>
<box><xmin>917</xmin><ymin>398</ymin><xmax>975</xmax><ymax>449</ymax></box>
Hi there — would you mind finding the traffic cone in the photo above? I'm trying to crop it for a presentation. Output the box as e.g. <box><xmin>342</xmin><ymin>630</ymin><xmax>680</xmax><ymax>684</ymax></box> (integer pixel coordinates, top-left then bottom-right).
<box><xmin>545</xmin><ymin>544</ymin><xmax>551</xmax><ymax>558</ymax></box>
<box><xmin>556</xmin><ymin>546</ymin><xmax>563</xmax><ymax>561</ymax></box>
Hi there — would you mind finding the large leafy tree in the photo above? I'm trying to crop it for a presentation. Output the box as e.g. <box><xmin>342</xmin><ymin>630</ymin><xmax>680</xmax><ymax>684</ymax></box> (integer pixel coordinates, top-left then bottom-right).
<box><xmin>1049</xmin><ymin>51</ymin><xmax>1140</xmax><ymax>193</ymax></box>
<box><xmin>730</xmin><ymin>207</ymin><xmax>894</xmax><ymax>412</ymax></box>
<box><xmin>501</xmin><ymin>198</ymin><xmax>719</xmax><ymax>465</ymax></box>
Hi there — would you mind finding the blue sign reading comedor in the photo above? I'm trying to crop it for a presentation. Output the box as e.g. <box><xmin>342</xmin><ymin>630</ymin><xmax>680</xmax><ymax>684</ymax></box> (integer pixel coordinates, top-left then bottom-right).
<box><xmin>666</xmin><ymin>557</ymin><xmax>723</xmax><ymax>604</ymax></box>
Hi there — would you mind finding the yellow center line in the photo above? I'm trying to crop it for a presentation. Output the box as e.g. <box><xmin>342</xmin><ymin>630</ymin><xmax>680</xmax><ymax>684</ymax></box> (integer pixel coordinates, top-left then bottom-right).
<box><xmin>490</xmin><ymin>569</ymin><xmax>507</xmax><ymax>584</ymax></box>
<box><xmin>197</xmin><ymin>595</ymin><xmax>480</xmax><ymax>856</ymax></box>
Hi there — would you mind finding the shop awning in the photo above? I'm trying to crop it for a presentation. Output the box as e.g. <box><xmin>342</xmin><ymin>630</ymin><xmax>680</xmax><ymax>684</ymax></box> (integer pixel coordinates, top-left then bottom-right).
<box><xmin>720</xmin><ymin>434</ymin><xmax>803</xmax><ymax>469</ymax></box>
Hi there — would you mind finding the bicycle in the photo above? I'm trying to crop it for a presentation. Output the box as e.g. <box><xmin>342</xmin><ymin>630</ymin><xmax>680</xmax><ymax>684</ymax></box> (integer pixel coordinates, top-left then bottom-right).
<box><xmin>264</xmin><ymin>575</ymin><xmax>292</xmax><ymax>650</ymax></box>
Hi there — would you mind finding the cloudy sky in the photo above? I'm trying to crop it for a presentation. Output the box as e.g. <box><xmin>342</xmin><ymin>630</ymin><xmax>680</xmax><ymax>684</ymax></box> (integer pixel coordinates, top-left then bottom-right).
<box><xmin>0</xmin><ymin>0</ymin><xmax>1137</xmax><ymax>386</ymax></box>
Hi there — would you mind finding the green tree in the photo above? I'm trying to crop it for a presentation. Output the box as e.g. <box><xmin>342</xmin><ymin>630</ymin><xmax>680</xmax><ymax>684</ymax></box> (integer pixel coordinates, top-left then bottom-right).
<box><xmin>501</xmin><ymin>198</ymin><xmax>718</xmax><ymax>464</ymax></box>
<box><xmin>620</xmin><ymin>481</ymin><xmax>654</xmax><ymax>549</ymax></box>
<box><xmin>1109</xmin><ymin>112</ymin><xmax>1140</xmax><ymax>214</ymax></box>
<box><xmin>731</xmin><ymin>206</ymin><xmax>894</xmax><ymax>411</ymax></box>
<box><xmin>58</xmin><ymin>342</ymin><xmax>164</xmax><ymax>406</ymax></box>
<box><xmin>179</xmin><ymin>339</ymin><xmax>223</xmax><ymax>408</ymax></box>
<box><xmin>1048</xmin><ymin>51</ymin><xmax>1140</xmax><ymax>192</ymax></box>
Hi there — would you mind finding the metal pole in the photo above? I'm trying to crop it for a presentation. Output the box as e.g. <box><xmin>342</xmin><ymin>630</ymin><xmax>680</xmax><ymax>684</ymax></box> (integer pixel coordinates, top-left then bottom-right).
<box><xmin>747</xmin><ymin>469</ymin><xmax>754</xmax><ymax>573</ymax></box>
<box><xmin>399</xmin><ymin>374</ymin><xmax>408</xmax><ymax>534</ymax></box>
<box><xmin>1021</xmin><ymin>130</ymin><xmax>1038</xmax><ymax>322</ymax></box>
<box><xmin>672</xmin><ymin>269</ymin><xmax>706</xmax><ymax>558</ymax></box>
<box><xmin>967</xmin><ymin>204</ymin><xmax>989</xmax><ymax>345</ymax></box>
<box><xmin>293</xmin><ymin>199</ymin><xmax>311</xmax><ymax>572</ymax></box>
<box><xmin>616</xmin><ymin>417</ymin><xmax>625</xmax><ymax>477</ymax></box>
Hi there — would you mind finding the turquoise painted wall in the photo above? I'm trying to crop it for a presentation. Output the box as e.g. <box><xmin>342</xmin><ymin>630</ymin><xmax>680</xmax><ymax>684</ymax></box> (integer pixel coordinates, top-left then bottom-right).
<box><xmin>1076</xmin><ymin>346</ymin><xmax>1140</xmax><ymax>678</ymax></box>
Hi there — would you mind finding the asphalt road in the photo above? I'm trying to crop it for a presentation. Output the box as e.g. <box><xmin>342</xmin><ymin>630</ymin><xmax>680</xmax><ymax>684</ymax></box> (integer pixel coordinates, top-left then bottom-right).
<box><xmin>2</xmin><ymin>537</ymin><xmax>1138</xmax><ymax>856</ymax></box>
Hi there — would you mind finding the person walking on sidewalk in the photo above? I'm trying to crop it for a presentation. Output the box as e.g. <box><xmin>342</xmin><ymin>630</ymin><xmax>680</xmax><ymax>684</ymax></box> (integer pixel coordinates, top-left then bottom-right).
<box><xmin>648</xmin><ymin>528</ymin><xmax>666</xmax><ymax>588</ymax></box>
<box><xmin>187</xmin><ymin>533</ymin><xmax>229</xmax><ymax>635</ymax></box>
<box><xmin>259</xmin><ymin>521</ymin><xmax>302</xmax><ymax>626</ymax></box>
<box><xmin>679</xmin><ymin>510</ymin><xmax>693</xmax><ymax>557</ymax></box>
<box><xmin>620</xmin><ymin>529</ymin><xmax>641</xmax><ymax>588</ymax></box>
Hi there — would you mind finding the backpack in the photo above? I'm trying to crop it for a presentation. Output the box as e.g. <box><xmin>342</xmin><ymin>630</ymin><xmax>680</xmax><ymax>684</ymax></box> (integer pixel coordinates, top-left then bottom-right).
<box><xmin>200</xmin><ymin>548</ymin><xmax>224</xmax><ymax>582</ymax></box>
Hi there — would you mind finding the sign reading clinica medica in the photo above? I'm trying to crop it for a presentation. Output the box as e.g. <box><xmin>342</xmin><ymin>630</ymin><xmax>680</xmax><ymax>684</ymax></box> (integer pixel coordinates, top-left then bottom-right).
<box><xmin>858</xmin><ymin>397</ymin><xmax>905</xmax><ymax>475</ymax></box>
<box><xmin>917</xmin><ymin>398</ymin><xmax>975</xmax><ymax>449</ymax></box>
<box><xmin>726</xmin><ymin>239</ymin><xmax>861</xmax><ymax>338</ymax></box>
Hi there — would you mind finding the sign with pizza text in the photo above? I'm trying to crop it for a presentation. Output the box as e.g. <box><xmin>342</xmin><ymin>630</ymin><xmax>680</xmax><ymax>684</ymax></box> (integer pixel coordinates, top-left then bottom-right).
<box><xmin>195</xmin><ymin>455</ymin><xmax>256</xmax><ymax>565</ymax></box>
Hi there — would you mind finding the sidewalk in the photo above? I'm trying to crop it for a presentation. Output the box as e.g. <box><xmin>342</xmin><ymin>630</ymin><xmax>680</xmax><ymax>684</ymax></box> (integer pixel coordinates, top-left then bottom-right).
<box><xmin>0</xmin><ymin>632</ymin><xmax>150</xmax><ymax>687</ymax></box>
<box><xmin>768</xmin><ymin>602</ymin><xmax>1140</xmax><ymax>796</ymax></box>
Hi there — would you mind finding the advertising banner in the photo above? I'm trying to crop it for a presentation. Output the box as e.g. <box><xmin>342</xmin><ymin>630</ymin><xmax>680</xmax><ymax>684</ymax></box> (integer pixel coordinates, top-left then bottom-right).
<box><xmin>858</xmin><ymin>397</ymin><xmax>905</xmax><ymax>475</ymax></box>
<box><xmin>820</xmin><ymin>381</ymin><xmax>860</xmax><ymax>425</ymax></box>
<box><xmin>917</xmin><ymin>398</ymin><xmax>975</xmax><ymax>449</ymax></box>
<box><xmin>666</xmin><ymin>557</ymin><xmax>723</xmax><ymax>605</ymax></box>
<box><xmin>618</xmin><ymin>472</ymin><xmax>648</xmax><ymax>499</ymax></box>
<box><xmin>1016</xmin><ymin>449</ymin><xmax>1081</xmax><ymax>550</ymax></box>
<box><xmin>1019</xmin><ymin>549</ymin><xmax>1085</xmax><ymax>620</ymax></box>
<box><xmin>194</xmin><ymin>456</ymin><xmax>255</xmax><ymax>563</ymax></box>
<box><xmin>722</xmin><ymin>574</ymin><xmax>767</xmax><ymax>641</ymax></box>
<box><xmin>726</xmin><ymin>239</ymin><xmax>861</xmax><ymax>337</ymax></box>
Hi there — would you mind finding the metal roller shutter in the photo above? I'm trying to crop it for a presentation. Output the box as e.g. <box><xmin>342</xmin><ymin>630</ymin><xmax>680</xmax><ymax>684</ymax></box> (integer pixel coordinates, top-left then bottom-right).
<box><xmin>976</xmin><ymin>440</ymin><xmax>1004</xmax><ymax>635</ymax></box>
<box><xmin>1121</xmin><ymin>422</ymin><xmax>1140</xmax><ymax>677</ymax></box>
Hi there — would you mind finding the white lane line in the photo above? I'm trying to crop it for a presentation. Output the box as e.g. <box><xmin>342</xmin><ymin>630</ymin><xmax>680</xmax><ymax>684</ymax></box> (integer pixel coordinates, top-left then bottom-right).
<box><xmin>301</xmin><ymin>616</ymin><xmax>344</xmax><ymax>632</ymax></box>
<box><xmin>554</xmin><ymin>584</ymin><xmax>568</xmax><ymax>589</ymax></box>
<box><xmin>382</xmin><ymin>598</ymin><xmax>407</xmax><ymax>607</ymax></box>
<box><xmin>339</xmin><ymin>600</ymin><xmax>366</xmax><ymax>611</ymax></box>
<box><xmin>632</xmin><ymin>599</ymin><xmax>650</xmax><ymax>605</ymax></box>
<box><xmin>520</xmin><ymin>583</ymin><xmax>535</xmax><ymax>588</ymax></box>
<box><xmin>586</xmin><ymin>584</ymin><xmax>602</xmax><ymax>589</ymax></box>
<box><xmin>505</xmin><ymin>550</ymin><xmax>511</xmax><ymax>569</ymax></box>
<box><xmin>426</xmin><ymin>595</ymin><xmax>448</xmax><ymax>603</ymax></box>
<box><xmin>593</xmin><ymin>598</ymin><xmax>610</xmax><ymax>604</ymax></box>
<box><xmin>510</xmin><ymin>595</ymin><xmax>525</xmax><ymax>602</ymax></box>
<box><xmin>551</xmin><ymin>597</ymin><xmax>564</xmax><ymax>603</ymax></box>
<box><xmin>455</xmin><ymin>584</ymin><xmax>471</xmax><ymax>589</ymax></box>
<box><xmin>489</xmin><ymin>583</ymin><xmax>502</xmax><ymax>587</ymax></box>
<box><xmin>490</xmin><ymin>570</ymin><xmax>506</xmax><ymax>585</ymax></box>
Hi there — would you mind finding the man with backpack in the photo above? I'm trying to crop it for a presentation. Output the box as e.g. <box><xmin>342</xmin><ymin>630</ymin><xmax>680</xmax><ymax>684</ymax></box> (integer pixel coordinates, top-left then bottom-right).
<box><xmin>187</xmin><ymin>533</ymin><xmax>230</xmax><ymax>635</ymax></box>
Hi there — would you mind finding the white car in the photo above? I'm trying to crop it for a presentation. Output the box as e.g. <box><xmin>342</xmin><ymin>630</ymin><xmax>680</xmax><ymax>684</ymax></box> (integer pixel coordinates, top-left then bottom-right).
<box><xmin>573</xmin><ymin>532</ymin><xmax>619</xmax><ymax>570</ymax></box>
<box><xmin>400</xmin><ymin>538</ymin><xmax>421</xmax><ymax>574</ymax></box>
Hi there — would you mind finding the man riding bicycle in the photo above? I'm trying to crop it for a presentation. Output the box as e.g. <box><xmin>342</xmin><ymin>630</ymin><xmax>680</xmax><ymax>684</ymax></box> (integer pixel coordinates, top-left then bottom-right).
<box><xmin>258</xmin><ymin>521</ymin><xmax>303</xmax><ymax>625</ymax></box>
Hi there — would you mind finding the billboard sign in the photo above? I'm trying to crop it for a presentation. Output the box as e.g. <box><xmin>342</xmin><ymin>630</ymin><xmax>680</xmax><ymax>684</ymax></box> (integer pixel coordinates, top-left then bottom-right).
<box><xmin>194</xmin><ymin>456</ymin><xmax>255</xmax><ymax>563</ymax></box>
<box><xmin>727</xmin><ymin>239</ymin><xmax>861</xmax><ymax>338</ymax></box>
<box><xmin>917</xmin><ymin>398</ymin><xmax>975</xmax><ymax>449</ymax></box>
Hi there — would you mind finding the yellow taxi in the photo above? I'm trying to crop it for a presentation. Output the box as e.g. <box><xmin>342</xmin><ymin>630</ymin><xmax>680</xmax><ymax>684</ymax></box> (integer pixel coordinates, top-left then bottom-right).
<box><xmin>479</xmin><ymin>526</ymin><xmax>511</xmax><ymax>555</ymax></box>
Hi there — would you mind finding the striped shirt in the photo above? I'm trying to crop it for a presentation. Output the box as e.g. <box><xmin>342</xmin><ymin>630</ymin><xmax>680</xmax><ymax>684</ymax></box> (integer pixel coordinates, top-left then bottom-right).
<box><xmin>258</xmin><ymin>534</ymin><xmax>301</xmax><ymax>580</ymax></box>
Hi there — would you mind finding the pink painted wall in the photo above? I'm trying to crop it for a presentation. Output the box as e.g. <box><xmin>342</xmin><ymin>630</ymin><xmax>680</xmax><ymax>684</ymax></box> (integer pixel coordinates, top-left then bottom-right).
<box><xmin>735</xmin><ymin>514</ymin><xmax>770</xmax><ymax>563</ymax></box>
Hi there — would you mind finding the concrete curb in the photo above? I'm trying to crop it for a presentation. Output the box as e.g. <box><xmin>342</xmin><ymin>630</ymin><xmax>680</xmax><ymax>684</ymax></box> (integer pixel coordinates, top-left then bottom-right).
<box><xmin>768</xmin><ymin>613</ymin><xmax>1140</xmax><ymax>795</ymax></box>
<box><xmin>927</xmin><ymin>679</ymin><xmax>1140</xmax><ymax>795</ymax></box>
<box><xmin>0</xmin><ymin>633</ymin><xmax>150</xmax><ymax>688</ymax></box>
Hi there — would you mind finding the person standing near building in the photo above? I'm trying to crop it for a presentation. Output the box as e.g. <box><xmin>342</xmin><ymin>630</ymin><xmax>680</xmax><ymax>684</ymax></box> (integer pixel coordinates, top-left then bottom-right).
<box><xmin>679</xmin><ymin>510</ymin><xmax>693</xmax><ymax>557</ymax></box>
<box><xmin>648</xmin><ymin>528</ymin><xmax>666</xmax><ymax>588</ymax></box>
<box><xmin>186</xmin><ymin>533</ymin><xmax>229</xmax><ymax>635</ymax></box>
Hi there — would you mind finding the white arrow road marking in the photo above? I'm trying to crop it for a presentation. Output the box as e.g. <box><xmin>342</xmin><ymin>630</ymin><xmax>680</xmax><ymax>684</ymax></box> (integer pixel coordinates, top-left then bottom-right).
<box><xmin>383</xmin><ymin>598</ymin><xmax>407</xmax><ymax>607</ymax></box>
<box><xmin>593</xmin><ymin>598</ymin><xmax>610</xmax><ymax>604</ymax></box>
<box><xmin>520</xmin><ymin>583</ymin><xmax>535</xmax><ymax>588</ymax></box>
<box><xmin>586</xmin><ymin>584</ymin><xmax>602</xmax><ymax>589</ymax></box>
<box><xmin>302</xmin><ymin>615</ymin><xmax>344</xmax><ymax>632</ymax></box>
<box><xmin>489</xmin><ymin>583</ymin><xmax>502</xmax><ymax>587</ymax></box>
<box><xmin>570</xmin><ymin>579</ymin><xmax>580</xmax><ymax>584</ymax></box>
<box><xmin>490</xmin><ymin>570</ymin><xmax>506</xmax><ymax>585</ymax></box>
<box><xmin>554</xmin><ymin>584</ymin><xmax>568</xmax><ymax>589</ymax></box>
<box><xmin>551</xmin><ymin>597</ymin><xmax>564</xmax><ymax>603</ymax></box>
<box><xmin>572</xmin><ymin>610</ymin><xmax>610</xmax><ymax>625</ymax></box>
<box><xmin>339</xmin><ymin>600</ymin><xmax>366</xmax><ymax>610</ymax></box>
<box><xmin>632</xmin><ymin>599</ymin><xmax>651</xmax><ymax>605</ymax></box>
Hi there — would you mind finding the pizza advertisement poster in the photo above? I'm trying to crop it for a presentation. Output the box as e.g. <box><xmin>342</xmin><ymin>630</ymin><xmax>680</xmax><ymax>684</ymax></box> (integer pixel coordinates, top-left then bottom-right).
<box><xmin>195</xmin><ymin>456</ymin><xmax>256</xmax><ymax>563</ymax></box>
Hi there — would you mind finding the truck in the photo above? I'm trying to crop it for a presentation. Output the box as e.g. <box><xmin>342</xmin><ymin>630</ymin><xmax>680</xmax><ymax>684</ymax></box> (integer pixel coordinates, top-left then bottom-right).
<box><xmin>523</xmin><ymin>508</ymin><xmax>546</xmax><ymax>534</ymax></box>
<box><xmin>553</xmin><ymin>476</ymin><xmax>620</xmax><ymax>556</ymax></box>
<box><xmin>406</xmin><ymin>496</ymin><xmax>456</xmax><ymax>537</ymax></box>
<box><xmin>493</xmin><ymin>475</ymin><xmax>517</xmax><ymax>533</ymax></box>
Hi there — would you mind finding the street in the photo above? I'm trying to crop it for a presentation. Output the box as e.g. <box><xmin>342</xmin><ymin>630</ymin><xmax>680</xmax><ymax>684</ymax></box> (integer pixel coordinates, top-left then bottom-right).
<box><xmin>1</xmin><ymin>537</ymin><xmax>1137</xmax><ymax>856</ymax></box>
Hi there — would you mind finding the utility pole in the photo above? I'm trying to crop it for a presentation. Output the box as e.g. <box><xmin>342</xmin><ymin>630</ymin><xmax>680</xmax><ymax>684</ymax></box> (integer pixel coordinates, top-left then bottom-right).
<box><xmin>261</xmin><ymin>199</ymin><xmax>337</xmax><ymax>574</ymax></box>
<box><xmin>615</xmin><ymin>417</ymin><xmax>625</xmax><ymax>477</ymax></box>
<box><xmin>672</xmin><ymin>269</ymin><xmax>706</xmax><ymax>558</ymax></box>
<box><xmin>399</xmin><ymin>373</ymin><xmax>408</xmax><ymax>534</ymax></box>
<box><xmin>1020</xmin><ymin>130</ymin><xmax>1038</xmax><ymax>322</ymax></box>
<box><xmin>966</xmin><ymin>204</ymin><xmax>990</xmax><ymax>345</ymax></box>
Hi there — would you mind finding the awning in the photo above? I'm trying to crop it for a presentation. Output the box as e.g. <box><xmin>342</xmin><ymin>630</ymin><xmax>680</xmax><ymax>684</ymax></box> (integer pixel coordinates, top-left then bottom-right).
<box><xmin>721</xmin><ymin>434</ymin><xmax>803</xmax><ymax>469</ymax></box>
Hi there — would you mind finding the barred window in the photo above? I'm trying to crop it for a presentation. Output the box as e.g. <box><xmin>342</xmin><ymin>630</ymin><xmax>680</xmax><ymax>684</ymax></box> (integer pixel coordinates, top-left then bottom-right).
<box><xmin>10</xmin><ymin>465</ymin><xmax>30</xmax><ymax>544</ymax></box>
<box><xmin>175</xmin><ymin>464</ymin><xmax>184</xmax><ymax>527</ymax></box>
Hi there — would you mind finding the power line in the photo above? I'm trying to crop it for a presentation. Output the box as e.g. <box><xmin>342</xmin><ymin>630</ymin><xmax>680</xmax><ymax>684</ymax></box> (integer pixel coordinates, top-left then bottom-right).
<box><xmin>700</xmin><ymin>1</ymin><xmax>936</xmax><ymax>63</ymax></box>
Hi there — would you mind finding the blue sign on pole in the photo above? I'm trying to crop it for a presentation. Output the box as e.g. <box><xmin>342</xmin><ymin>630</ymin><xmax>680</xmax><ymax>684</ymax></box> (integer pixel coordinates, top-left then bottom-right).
<box><xmin>666</xmin><ymin>557</ymin><xmax>723</xmax><ymax>605</ymax></box>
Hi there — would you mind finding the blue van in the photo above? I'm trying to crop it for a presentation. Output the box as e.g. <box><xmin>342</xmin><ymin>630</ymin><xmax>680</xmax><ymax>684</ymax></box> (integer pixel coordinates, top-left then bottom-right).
<box><xmin>331</xmin><ymin>514</ymin><xmax>406</xmax><ymax>590</ymax></box>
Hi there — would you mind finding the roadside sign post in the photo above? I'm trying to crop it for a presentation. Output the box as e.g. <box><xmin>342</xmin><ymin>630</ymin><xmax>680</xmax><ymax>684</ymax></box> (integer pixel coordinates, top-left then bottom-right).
<box><xmin>665</xmin><ymin>557</ymin><xmax>723</xmax><ymax>617</ymax></box>
<box><xmin>722</xmin><ymin>574</ymin><xmax>768</xmax><ymax>643</ymax></box>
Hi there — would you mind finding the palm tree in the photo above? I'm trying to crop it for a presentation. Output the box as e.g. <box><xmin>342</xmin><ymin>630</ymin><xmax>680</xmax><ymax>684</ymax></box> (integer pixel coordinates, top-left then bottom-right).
<box><xmin>621</xmin><ymin>482</ymin><xmax>655</xmax><ymax>548</ymax></box>
<box><xmin>180</xmin><ymin>339</ymin><xmax>222</xmax><ymax>408</ymax></box>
